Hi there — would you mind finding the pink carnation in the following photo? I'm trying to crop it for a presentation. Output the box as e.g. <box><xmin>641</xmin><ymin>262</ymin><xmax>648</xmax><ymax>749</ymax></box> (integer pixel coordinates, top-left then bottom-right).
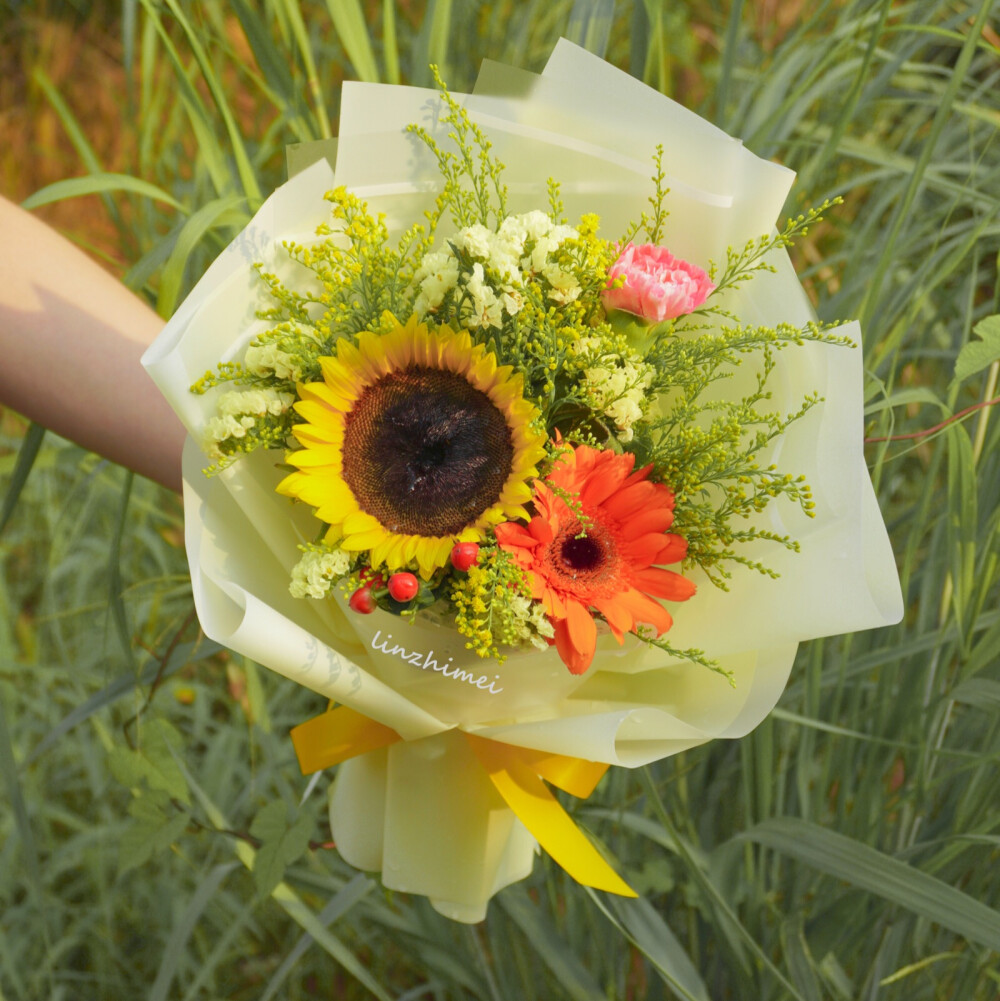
<box><xmin>603</xmin><ymin>243</ymin><xmax>714</xmax><ymax>322</ymax></box>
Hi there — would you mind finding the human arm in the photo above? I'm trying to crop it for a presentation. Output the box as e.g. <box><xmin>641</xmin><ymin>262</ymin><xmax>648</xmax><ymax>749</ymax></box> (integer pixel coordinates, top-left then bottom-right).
<box><xmin>0</xmin><ymin>195</ymin><xmax>184</xmax><ymax>492</ymax></box>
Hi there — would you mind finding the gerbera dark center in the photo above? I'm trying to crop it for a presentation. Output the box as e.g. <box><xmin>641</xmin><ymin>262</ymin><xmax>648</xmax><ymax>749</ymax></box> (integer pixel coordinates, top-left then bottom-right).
<box><xmin>341</xmin><ymin>367</ymin><xmax>514</xmax><ymax>536</ymax></box>
<box><xmin>561</xmin><ymin>534</ymin><xmax>604</xmax><ymax>572</ymax></box>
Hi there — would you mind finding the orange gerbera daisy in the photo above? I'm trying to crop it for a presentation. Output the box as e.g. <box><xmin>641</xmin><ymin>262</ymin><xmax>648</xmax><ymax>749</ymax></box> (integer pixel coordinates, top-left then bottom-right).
<box><xmin>494</xmin><ymin>443</ymin><xmax>695</xmax><ymax>674</ymax></box>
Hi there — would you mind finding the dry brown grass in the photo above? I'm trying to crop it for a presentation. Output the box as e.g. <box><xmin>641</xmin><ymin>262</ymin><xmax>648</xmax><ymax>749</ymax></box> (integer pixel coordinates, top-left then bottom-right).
<box><xmin>1</xmin><ymin>10</ymin><xmax>135</xmax><ymax>264</ymax></box>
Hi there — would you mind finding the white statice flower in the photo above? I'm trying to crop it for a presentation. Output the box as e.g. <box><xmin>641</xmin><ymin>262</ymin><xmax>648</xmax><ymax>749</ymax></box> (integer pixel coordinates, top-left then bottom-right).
<box><xmin>205</xmin><ymin>414</ymin><xmax>256</xmax><ymax>456</ymax></box>
<box><xmin>413</xmin><ymin>251</ymin><xmax>460</xmax><ymax>314</ymax></box>
<box><xmin>289</xmin><ymin>547</ymin><xmax>352</xmax><ymax>600</ymax></box>
<box><xmin>412</xmin><ymin>212</ymin><xmax>584</xmax><ymax>326</ymax></box>
<box><xmin>496</xmin><ymin>215</ymin><xmax>529</xmax><ymax>255</ymax></box>
<box><xmin>243</xmin><ymin>340</ymin><xmax>304</xmax><ymax>381</ymax></box>
<box><xmin>465</xmin><ymin>263</ymin><xmax>503</xmax><ymax>328</ymax></box>
<box><xmin>526</xmin><ymin>234</ymin><xmax>559</xmax><ymax>274</ymax></box>
<box><xmin>528</xmin><ymin>602</ymin><xmax>555</xmax><ymax>649</ymax></box>
<box><xmin>499</xmin><ymin>289</ymin><xmax>524</xmax><ymax>316</ymax></box>
<box><xmin>485</xmin><ymin>234</ymin><xmax>522</xmax><ymax>284</ymax></box>
<box><xmin>543</xmin><ymin>265</ymin><xmax>582</xmax><ymax>304</ymax></box>
<box><xmin>524</xmin><ymin>223</ymin><xmax>579</xmax><ymax>277</ymax></box>
<box><xmin>516</xmin><ymin>210</ymin><xmax>556</xmax><ymax>242</ymax></box>
<box><xmin>452</xmin><ymin>223</ymin><xmax>493</xmax><ymax>259</ymax></box>
<box><xmin>203</xmin><ymin>388</ymin><xmax>295</xmax><ymax>459</ymax></box>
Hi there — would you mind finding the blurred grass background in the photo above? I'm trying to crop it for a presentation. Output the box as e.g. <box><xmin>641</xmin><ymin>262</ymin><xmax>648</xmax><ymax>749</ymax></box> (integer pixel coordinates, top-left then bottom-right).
<box><xmin>2</xmin><ymin>0</ymin><xmax>999</xmax><ymax>998</ymax></box>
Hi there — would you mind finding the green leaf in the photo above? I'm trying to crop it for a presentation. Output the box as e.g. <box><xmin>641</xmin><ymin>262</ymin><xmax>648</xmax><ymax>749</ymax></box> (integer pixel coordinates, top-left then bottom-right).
<box><xmin>738</xmin><ymin>818</ymin><xmax>1000</xmax><ymax>951</ymax></box>
<box><xmin>249</xmin><ymin>800</ymin><xmax>314</xmax><ymax>898</ymax></box>
<box><xmin>863</xmin><ymin>386</ymin><xmax>944</xmax><ymax>416</ymax></box>
<box><xmin>119</xmin><ymin>795</ymin><xmax>189</xmax><ymax>874</ymax></box>
<box><xmin>106</xmin><ymin>718</ymin><xmax>190</xmax><ymax>805</ymax></box>
<box><xmin>952</xmin><ymin>315</ymin><xmax>1000</xmax><ymax>386</ymax></box>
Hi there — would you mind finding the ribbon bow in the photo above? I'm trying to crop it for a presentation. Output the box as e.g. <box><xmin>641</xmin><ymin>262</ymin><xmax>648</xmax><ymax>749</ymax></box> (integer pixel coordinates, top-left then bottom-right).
<box><xmin>291</xmin><ymin>706</ymin><xmax>636</xmax><ymax>897</ymax></box>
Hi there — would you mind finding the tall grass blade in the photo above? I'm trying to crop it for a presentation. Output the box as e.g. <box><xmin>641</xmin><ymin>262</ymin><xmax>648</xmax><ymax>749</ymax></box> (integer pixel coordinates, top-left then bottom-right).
<box><xmin>26</xmin><ymin>639</ymin><xmax>220</xmax><ymax>766</ymax></box>
<box><xmin>412</xmin><ymin>0</ymin><xmax>454</xmax><ymax>86</ymax></box>
<box><xmin>498</xmin><ymin>887</ymin><xmax>606</xmax><ymax>1001</ymax></box>
<box><xmin>107</xmin><ymin>471</ymin><xmax>136</xmax><ymax>668</ymax></box>
<box><xmin>276</xmin><ymin>0</ymin><xmax>333</xmax><ymax>139</ymax></box>
<box><xmin>156</xmin><ymin>195</ymin><xmax>246</xmax><ymax>317</ymax></box>
<box><xmin>738</xmin><ymin>817</ymin><xmax>1000</xmax><ymax>951</ymax></box>
<box><xmin>148</xmin><ymin>862</ymin><xmax>240</xmax><ymax>1001</ymax></box>
<box><xmin>0</xmin><ymin>689</ymin><xmax>45</xmax><ymax>908</ymax></box>
<box><xmin>31</xmin><ymin>66</ymin><xmax>125</xmax><ymax>232</ymax></box>
<box><xmin>601</xmin><ymin>894</ymin><xmax>712</xmax><ymax>1001</ymax></box>
<box><xmin>565</xmin><ymin>0</ymin><xmax>615</xmax><ymax>59</ymax></box>
<box><xmin>382</xmin><ymin>0</ymin><xmax>400</xmax><ymax>85</ymax></box>
<box><xmin>0</xmin><ymin>423</ymin><xmax>45</xmax><ymax>536</ymax></box>
<box><xmin>715</xmin><ymin>0</ymin><xmax>745</xmax><ymax>126</ymax></box>
<box><xmin>259</xmin><ymin>874</ymin><xmax>374</xmax><ymax>1001</ymax></box>
<box><xmin>640</xmin><ymin>768</ymin><xmax>805</xmax><ymax>999</ymax></box>
<box><xmin>21</xmin><ymin>174</ymin><xmax>185</xmax><ymax>212</ymax></box>
<box><xmin>325</xmin><ymin>0</ymin><xmax>381</xmax><ymax>82</ymax></box>
<box><xmin>160</xmin><ymin>0</ymin><xmax>263</xmax><ymax>207</ymax></box>
<box><xmin>858</xmin><ymin>0</ymin><xmax>995</xmax><ymax>327</ymax></box>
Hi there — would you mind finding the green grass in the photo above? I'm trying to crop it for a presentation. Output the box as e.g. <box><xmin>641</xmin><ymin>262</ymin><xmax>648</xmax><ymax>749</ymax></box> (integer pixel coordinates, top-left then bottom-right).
<box><xmin>2</xmin><ymin>1</ymin><xmax>999</xmax><ymax>998</ymax></box>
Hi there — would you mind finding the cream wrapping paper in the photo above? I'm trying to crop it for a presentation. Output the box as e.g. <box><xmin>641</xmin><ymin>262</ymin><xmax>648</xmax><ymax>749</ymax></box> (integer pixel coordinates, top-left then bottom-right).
<box><xmin>143</xmin><ymin>40</ymin><xmax>903</xmax><ymax>922</ymax></box>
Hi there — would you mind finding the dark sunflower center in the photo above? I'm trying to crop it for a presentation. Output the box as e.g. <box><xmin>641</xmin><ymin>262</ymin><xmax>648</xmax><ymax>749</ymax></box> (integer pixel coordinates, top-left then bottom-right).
<box><xmin>560</xmin><ymin>534</ymin><xmax>604</xmax><ymax>572</ymax></box>
<box><xmin>341</xmin><ymin>367</ymin><xmax>514</xmax><ymax>537</ymax></box>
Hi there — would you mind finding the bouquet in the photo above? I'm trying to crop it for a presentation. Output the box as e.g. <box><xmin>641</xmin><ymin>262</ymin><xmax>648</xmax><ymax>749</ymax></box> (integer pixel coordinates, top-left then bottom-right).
<box><xmin>143</xmin><ymin>40</ymin><xmax>902</xmax><ymax>922</ymax></box>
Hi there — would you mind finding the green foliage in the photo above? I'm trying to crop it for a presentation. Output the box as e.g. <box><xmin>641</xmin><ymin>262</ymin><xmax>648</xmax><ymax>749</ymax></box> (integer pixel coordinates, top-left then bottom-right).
<box><xmin>3</xmin><ymin>1</ymin><xmax>1000</xmax><ymax>999</ymax></box>
<box><xmin>107</xmin><ymin>717</ymin><xmax>191</xmax><ymax>804</ymax></box>
<box><xmin>119</xmin><ymin>792</ymin><xmax>190</xmax><ymax>874</ymax></box>
<box><xmin>249</xmin><ymin>800</ymin><xmax>316</xmax><ymax>899</ymax></box>
<box><xmin>952</xmin><ymin>314</ymin><xmax>1000</xmax><ymax>386</ymax></box>
<box><xmin>407</xmin><ymin>64</ymin><xmax>510</xmax><ymax>229</ymax></box>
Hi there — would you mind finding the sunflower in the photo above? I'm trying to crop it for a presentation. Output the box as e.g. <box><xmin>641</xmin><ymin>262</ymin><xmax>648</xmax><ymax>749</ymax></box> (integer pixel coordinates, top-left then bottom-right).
<box><xmin>277</xmin><ymin>315</ymin><xmax>546</xmax><ymax>579</ymax></box>
<box><xmin>494</xmin><ymin>443</ymin><xmax>695</xmax><ymax>674</ymax></box>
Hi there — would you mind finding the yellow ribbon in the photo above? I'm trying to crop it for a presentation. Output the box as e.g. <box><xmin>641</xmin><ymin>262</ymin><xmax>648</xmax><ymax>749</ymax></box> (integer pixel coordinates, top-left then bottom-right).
<box><xmin>290</xmin><ymin>705</ymin><xmax>636</xmax><ymax>898</ymax></box>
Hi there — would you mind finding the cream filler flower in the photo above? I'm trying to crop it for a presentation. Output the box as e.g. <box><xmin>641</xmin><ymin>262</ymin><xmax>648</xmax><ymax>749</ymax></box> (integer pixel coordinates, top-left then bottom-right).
<box><xmin>244</xmin><ymin>341</ymin><xmax>304</xmax><ymax>382</ymax></box>
<box><xmin>289</xmin><ymin>546</ymin><xmax>352</xmax><ymax>599</ymax></box>
<box><xmin>413</xmin><ymin>212</ymin><xmax>582</xmax><ymax>327</ymax></box>
<box><xmin>578</xmin><ymin>338</ymin><xmax>655</xmax><ymax>442</ymax></box>
<box><xmin>277</xmin><ymin>315</ymin><xmax>547</xmax><ymax>579</ymax></box>
<box><xmin>205</xmin><ymin>387</ymin><xmax>295</xmax><ymax>456</ymax></box>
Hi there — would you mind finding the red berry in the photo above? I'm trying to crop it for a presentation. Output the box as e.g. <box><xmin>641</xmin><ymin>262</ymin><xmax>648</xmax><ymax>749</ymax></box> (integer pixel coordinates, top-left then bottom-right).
<box><xmin>387</xmin><ymin>572</ymin><xmax>419</xmax><ymax>602</ymax></box>
<box><xmin>348</xmin><ymin>586</ymin><xmax>376</xmax><ymax>614</ymax></box>
<box><xmin>450</xmin><ymin>542</ymin><xmax>480</xmax><ymax>572</ymax></box>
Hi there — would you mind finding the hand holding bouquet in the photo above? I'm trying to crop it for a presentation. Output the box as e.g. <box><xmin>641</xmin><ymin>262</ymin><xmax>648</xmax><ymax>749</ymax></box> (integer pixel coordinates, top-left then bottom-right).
<box><xmin>143</xmin><ymin>41</ymin><xmax>902</xmax><ymax>921</ymax></box>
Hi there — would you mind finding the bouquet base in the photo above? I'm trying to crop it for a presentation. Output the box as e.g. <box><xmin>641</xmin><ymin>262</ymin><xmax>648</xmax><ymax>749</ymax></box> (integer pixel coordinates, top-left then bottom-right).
<box><xmin>330</xmin><ymin>730</ymin><xmax>537</xmax><ymax>922</ymax></box>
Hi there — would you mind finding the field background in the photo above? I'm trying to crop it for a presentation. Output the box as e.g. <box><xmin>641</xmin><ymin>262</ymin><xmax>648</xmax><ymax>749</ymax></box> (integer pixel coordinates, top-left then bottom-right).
<box><xmin>2</xmin><ymin>1</ymin><xmax>999</xmax><ymax>998</ymax></box>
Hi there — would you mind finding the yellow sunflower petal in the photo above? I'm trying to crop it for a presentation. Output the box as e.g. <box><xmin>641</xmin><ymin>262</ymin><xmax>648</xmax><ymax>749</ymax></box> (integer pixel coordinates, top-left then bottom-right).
<box><xmin>341</xmin><ymin>528</ymin><xmax>390</xmax><ymax>551</ymax></box>
<box><xmin>342</xmin><ymin>510</ymin><xmax>381</xmax><ymax>534</ymax></box>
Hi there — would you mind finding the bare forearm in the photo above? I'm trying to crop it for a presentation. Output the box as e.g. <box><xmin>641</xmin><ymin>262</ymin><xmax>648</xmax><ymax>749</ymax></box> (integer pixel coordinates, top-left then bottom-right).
<box><xmin>0</xmin><ymin>196</ymin><xmax>184</xmax><ymax>491</ymax></box>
